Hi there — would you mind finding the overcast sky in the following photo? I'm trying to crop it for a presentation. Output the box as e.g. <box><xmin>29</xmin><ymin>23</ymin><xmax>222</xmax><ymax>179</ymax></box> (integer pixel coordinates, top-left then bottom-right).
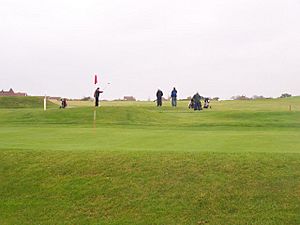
<box><xmin>0</xmin><ymin>0</ymin><xmax>299</xmax><ymax>100</ymax></box>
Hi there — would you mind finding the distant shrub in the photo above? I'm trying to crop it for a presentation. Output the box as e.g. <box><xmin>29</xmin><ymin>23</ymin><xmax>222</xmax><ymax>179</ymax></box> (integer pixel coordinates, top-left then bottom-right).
<box><xmin>252</xmin><ymin>95</ymin><xmax>265</xmax><ymax>100</ymax></box>
<box><xmin>81</xmin><ymin>96</ymin><xmax>93</xmax><ymax>101</ymax></box>
<box><xmin>280</xmin><ymin>93</ymin><xmax>292</xmax><ymax>98</ymax></box>
<box><xmin>231</xmin><ymin>95</ymin><xmax>251</xmax><ymax>100</ymax></box>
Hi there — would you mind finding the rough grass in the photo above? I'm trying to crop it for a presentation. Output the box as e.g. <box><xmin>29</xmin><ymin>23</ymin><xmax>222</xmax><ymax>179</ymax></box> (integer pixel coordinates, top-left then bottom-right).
<box><xmin>0</xmin><ymin>97</ymin><xmax>300</xmax><ymax>224</ymax></box>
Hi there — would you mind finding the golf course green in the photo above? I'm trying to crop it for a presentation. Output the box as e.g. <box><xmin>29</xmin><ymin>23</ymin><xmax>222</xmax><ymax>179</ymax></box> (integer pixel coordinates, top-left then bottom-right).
<box><xmin>0</xmin><ymin>96</ymin><xmax>299</xmax><ymax>224</ymax></box>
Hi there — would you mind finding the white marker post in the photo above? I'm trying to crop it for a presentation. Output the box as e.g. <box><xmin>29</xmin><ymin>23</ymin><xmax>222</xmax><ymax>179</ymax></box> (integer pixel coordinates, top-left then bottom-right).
<box><xmin>44</xmin><ymin>95</ymin><xmax>47</xmax><ymax>111</ymax></box>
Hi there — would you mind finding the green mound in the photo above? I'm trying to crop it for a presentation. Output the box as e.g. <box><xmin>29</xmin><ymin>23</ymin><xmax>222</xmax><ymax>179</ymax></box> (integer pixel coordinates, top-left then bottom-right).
<box><xmin>0</xmin><ymin>96</ymin><xmax>57</xmax><ymax>109</ymax></box>
<box><xmin>0</xmin><ymin>97</ymin><xmax>299</xmax><ymax>224</ymax></box>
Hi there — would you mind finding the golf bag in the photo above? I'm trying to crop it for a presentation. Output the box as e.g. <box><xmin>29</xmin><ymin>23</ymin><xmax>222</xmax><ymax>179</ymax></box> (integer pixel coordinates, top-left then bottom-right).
<box><xmin>60</xmin><ymin>98</ymin><xmax>67</xmax><ymax>108</ymax></box>
<box><xmin>203</xmin><ymin>98</ymin><xmax>210</xmax><ymax>109</ymax></box>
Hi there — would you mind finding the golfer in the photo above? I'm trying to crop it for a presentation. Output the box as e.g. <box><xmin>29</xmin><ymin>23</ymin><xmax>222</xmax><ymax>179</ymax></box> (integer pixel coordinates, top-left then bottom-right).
<box><xmin>156</xmin><ymin>89</ymin><xmax>163</xmax><ymax>107</ymax></box>
<box><xmin>192</xmin><ymin>92</ymin><xmax>202</xmax><ymax>110</ymax></box>
<box><xmin>171</xmin><ymin>87</ymin><xmax>177</xmax><ymax>107</ymax></box>
<box><xmin>94</xmin><ymin>87</ymin><xmax>103</xmax><ymax>107</ymax></box>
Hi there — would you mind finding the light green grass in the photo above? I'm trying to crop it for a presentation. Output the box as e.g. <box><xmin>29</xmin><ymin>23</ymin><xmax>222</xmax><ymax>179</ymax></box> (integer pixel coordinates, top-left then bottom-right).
<box><xmin>0</xmin><ymin>97</ymin><xmax>300</xmax><ymax>224</ymax></box>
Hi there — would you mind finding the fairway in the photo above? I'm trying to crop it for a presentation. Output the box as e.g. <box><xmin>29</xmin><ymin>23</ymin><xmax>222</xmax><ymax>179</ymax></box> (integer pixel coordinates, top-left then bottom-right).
<box><xmin>0</xmin><ymin>97</ymin><xmax>300</xmax><ymax>224</ymax></box>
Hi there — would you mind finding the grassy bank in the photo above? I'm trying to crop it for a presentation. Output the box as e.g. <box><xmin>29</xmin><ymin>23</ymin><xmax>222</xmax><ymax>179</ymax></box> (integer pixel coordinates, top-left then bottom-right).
<box><xmin>0</xmin><ymin>96</ymin><xmax>57</xmax><ymax>109</ymax></box>
<box><xmin>0</xmin><ymin>97</ymin><xmax>299</xmax><ymax>224</ymax></box>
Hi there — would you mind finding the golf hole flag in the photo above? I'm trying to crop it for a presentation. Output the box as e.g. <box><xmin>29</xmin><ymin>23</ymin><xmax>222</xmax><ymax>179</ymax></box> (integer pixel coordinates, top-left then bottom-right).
<box><xmin>94</xmin><ymin>74</ymin><xmax>98</xmax><ymax>84</ymax></box>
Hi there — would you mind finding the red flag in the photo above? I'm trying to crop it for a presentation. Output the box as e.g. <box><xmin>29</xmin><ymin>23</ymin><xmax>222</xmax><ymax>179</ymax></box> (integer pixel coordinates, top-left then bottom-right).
<box><xmin>94</xmin><ymin>74</ymin><xmax>98</xmax><ymax>84</ymax></box>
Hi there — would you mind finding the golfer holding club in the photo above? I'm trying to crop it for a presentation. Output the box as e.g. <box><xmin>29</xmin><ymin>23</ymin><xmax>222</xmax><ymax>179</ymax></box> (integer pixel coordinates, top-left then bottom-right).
<box><xmin>94</xmin><ymin>87</ymin><xmax>103</xmax><ymax>107</ymax></box>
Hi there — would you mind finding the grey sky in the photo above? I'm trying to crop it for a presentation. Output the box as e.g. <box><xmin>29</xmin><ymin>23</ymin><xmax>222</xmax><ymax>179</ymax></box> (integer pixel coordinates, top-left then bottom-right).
<box><xmin>0</xmin><ymin>0</ymin><xmax>299</xmax><ymax>100</ymax></box>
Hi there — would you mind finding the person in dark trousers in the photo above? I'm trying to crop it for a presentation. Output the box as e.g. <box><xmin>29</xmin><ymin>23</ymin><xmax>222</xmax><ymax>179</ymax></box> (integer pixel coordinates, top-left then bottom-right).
<box><xmin>94</xmin><ymin>87</ymin><xmax>103</xmax><ymax>107</ymax></box>
<box><xmin>156</xmin><ymin>89</ymin><xmax>163</xmax><ymax>107</ymax></box>
<box><xmin>192</xmin><ymin>92</ymin><xmax>202</xmax><ymax>110</ymax></box>
<box><xmin>171</xmin><ymin>87</ymin><xmax>177</xmax><ymax>107</ymax></box>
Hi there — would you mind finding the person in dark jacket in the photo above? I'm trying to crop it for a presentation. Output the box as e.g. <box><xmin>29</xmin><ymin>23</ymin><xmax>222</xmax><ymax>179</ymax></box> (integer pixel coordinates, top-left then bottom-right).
<box><xmin>192</xmin><ymin>92</ymin><xmax>202</xmax><ymax>110</ymax></box>
<box><xmin>171</xmin><ymin>87</ymin><xmax>177</xmax><ymax>107</ymax></box>
<box><xmin>156</xmin><ymin>89</ymin><xmax>163</xmax><ymax>107</ymax></box>
<box><xmin>94</xmin><ymin>87</ymin><xmax>103</xmax><ymax>107</ymax></box>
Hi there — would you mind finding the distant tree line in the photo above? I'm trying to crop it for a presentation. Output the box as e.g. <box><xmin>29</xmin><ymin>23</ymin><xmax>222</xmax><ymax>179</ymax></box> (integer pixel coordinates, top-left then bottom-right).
<box><xmin>80</xmin><ymin>93</ymin><xmax>292</xmax><ymax>102</ymax></box>
<box><xmin>231</xmin><ymin>93</ymin><xmax>292</xmax><ymax>100</ymax></box>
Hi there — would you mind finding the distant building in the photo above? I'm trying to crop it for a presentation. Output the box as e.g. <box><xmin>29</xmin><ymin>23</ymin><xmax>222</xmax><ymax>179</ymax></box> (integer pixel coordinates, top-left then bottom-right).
<box><xmin>0</xmin><ymin>88</ymin><xmax>27</xmax><ymax>97</ymax></box>
<box><xmin>123</xmin><ymin>96</ymin><xmax>136</xmax><ymax>101</ymax></box>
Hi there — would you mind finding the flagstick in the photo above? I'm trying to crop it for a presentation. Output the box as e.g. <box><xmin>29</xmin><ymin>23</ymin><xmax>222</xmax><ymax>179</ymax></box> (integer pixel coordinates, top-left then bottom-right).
<box><xmin>93</xmin><ymin>109</ymin><xmax>96</xmax><ymax>124</ymax></box>
<box><xmin>94</xmin><ymin>73</ymin><xmax>98</xmax><ymax>107</ymax></box>
<box><xmin>93</xmin><ymin>74</ymin><xmax>97</xmax><ymax>129</ymax></box>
